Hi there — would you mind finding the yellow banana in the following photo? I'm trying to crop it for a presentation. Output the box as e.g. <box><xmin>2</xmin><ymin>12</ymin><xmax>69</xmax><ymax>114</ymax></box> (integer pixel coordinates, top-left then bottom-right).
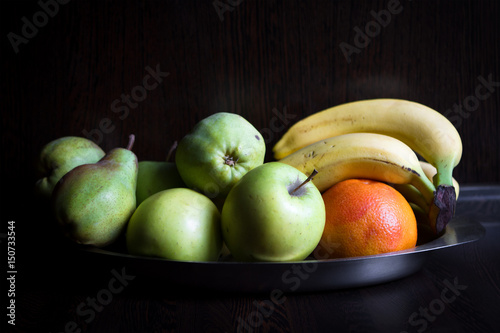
<box><xmin>273</xmin><ymin>99</ymin><xmax>462</xmax><ymax>188</ymax></box>
<box><xmin>279</xmin><ymin>133</ymin><xmax>436</xmax><ymax>205</ymax></box>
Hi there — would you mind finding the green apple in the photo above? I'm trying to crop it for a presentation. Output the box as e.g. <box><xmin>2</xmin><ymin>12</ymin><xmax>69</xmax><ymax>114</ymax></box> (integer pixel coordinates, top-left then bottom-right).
<box><xmin>35</xmin><ymin>136</ymin><xmax>105</xmax><ymax>199</ymax></box>
<box><xmin>175</xmin><ymin>112</ymin><xmax>266</xmax><ymax>202</ymax></box>
<box><xmin>136</xmin><ymin>161</ymin><xmax>185</xmax><ymax>205</ymax></box>
<box><xmin>126</xmin><ymin>188</ymin><xmax>222</xmax><ymax>261</ymax></box>
<box><xmin>221</xmin><ymin>162</ymin><xmax>326</xmax><ymax>262</ymax></box>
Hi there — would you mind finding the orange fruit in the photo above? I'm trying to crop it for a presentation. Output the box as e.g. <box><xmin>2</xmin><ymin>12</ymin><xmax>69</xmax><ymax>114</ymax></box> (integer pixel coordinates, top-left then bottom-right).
<box><xmin>314</xmin><ymin>179</ymin><xmax>417</xmax><ymax>259</ymax></box>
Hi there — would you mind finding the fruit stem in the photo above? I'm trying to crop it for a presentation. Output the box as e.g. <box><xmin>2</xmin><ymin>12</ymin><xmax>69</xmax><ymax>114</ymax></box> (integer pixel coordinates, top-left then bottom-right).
<box><xmin>166</xmin><ymin>140</ymin><xmax>178</xmax><ymax>162</ymax></box>
<box><xmin>290</xmin><ymin>169</ymin><xmax>318</xmax><ymax>195</ymax></box>
<box><xmin>126</xmin><ymin>134</ymin><xmax>135</xmax><ymax>151</ymax></box>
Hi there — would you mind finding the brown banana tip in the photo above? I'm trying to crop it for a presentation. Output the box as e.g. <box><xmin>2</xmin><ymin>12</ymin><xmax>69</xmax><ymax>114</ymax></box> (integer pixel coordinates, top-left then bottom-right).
<box><xmin>430</xmin><ymin>185</ymin><xmax>457</xmax><ymax>235</ymax></box>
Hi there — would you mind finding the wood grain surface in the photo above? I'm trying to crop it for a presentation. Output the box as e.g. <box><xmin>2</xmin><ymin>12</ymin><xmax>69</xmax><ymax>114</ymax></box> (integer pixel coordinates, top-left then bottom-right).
<box><xmin>1</xmin><ymin>1</ymin><xmax>499</xmax><ymax>332</ymax></box>
<box><xmin>2</xmin><ymin>1</ymin><xmax>499</xmax><ymax>186</ymax></box>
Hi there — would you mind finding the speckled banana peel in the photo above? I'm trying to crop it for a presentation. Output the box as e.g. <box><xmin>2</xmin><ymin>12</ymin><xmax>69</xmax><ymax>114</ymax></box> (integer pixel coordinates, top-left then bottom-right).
<box><xmin>274</xmin><ymin>99</ymin><xmax>460</xmax><ymax>234</ymax></box>
<box><xmin>279</xmin><ymin>133</ymin><xmax>436</xmax><ymax>202</ymax></box>
<box><xmin>273</xmin><ymin>99</ymin><xmax>462</xmax><ymax>189</ymax></box>
<box><xmin>279</xmin><ymin>133</ymin><xmax>453</xmax><ymax>235</ymax></box>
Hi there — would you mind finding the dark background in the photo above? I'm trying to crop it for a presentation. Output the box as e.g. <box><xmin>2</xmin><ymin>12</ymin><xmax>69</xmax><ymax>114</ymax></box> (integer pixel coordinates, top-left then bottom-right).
<box><xmin>2</xmin><ymin>1</ymin><xmax>499</xmax><ymax>189</ymax></box>
<box><xmin>1</xmin><ymin>0</ymin><xmax>499</xmax><ymax>332</ymax></box>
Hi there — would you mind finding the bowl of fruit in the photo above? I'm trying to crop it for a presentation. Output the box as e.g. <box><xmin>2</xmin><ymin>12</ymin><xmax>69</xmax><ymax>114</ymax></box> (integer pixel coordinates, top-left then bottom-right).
<box><xmin>36</xmin><ymin>99</ymin><xmax>484</xmax><ymax>292</ymax></box>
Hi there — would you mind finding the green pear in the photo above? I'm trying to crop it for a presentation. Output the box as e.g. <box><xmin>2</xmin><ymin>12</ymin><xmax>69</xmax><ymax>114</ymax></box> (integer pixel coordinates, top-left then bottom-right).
<box><xmin>35</xmin><ymin>136</ymin><xmax>105</xmax><ymax>199</ymax></box>
<box><xmin>52</xmin><ymin>135</ymin><xmax>138</xmax><ymax>247</ymax></box>
<box><xmin>136</xmin><ymin>161</ymin><xmax>185</xmax><ymax>206</ymax></box>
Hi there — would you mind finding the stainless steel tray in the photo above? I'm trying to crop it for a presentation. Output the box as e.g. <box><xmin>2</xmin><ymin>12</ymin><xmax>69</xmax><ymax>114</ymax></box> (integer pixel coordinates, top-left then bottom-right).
<box><xmin>82</xmin><ymin>215</ymin><xmax>485</xmax><ymax>293</ymax></box>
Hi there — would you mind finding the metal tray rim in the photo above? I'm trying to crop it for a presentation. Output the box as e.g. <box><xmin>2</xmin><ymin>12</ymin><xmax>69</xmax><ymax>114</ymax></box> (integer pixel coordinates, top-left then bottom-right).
<box><xmin>82</xmin><ymin>216</ymin><xmax>485</xmax><ymax>265</ymax></box>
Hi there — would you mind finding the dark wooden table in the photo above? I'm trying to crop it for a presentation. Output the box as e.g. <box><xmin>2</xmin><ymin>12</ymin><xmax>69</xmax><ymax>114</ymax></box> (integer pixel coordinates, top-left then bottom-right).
<box><xmin>2</xmin><ymin>1</ymin><xmax>499</xmax><ymax>332</ymax></box>
<box><xmin>11</xmin><ymin>185</ymin><xmax>500</xmax><ymax>332</ymax></box>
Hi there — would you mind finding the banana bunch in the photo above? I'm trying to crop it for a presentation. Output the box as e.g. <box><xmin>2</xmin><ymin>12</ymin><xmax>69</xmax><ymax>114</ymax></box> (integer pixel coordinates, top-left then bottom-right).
<box><xmin>391</xmin><ymin>161</ymin><xmax>460</xmax><ymax>240</ymax></box>
<box><xmin>275</xmin><ymin>99</ymin><xmax>462</xmax><ymax>235</ymax></box>
<box><xmin>392</xmin><ymin>161</ymin><xmax>460</xmax><ymax>213</ymax></box>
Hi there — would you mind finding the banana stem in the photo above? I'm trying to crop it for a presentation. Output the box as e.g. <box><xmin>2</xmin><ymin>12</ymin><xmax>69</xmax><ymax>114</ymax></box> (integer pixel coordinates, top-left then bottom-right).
<box><xmin>433</xmin><ymin>162</ymin><xmax>455</xmax><ymax>187</ymax></box>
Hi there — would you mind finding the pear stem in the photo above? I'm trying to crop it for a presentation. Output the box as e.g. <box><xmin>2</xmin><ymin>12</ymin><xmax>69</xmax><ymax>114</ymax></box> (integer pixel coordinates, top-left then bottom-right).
<box><xmin>166</xmin><ymin>140</ymin><xmax>178</xmax><ymax>162</ymax></box>
<box><xmin>126</xmin><ymin>134</ymin><xmax>135</xmax><ymax>151</ymax></box>
<box><xmin>290</xmin><ymin>169</ymin><xmax>318</xmax><ymax>195</ymax></box>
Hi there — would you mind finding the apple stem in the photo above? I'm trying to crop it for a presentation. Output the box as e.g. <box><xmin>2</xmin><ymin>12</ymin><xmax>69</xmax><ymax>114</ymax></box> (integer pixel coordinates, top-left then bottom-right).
<box><xmin>126</xmin><ymin>134</ymin><xmax>135</xmax><ymax>151</ymax></box>
<box><xmin>290</xmin><ymin>169</ymin><xmax>318</xmax><ymax>195</ymax></box>
<box><xmin>166</xmin><ymin>140</ymin><xmax>178</xmax><ymax>162</ymax></box>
